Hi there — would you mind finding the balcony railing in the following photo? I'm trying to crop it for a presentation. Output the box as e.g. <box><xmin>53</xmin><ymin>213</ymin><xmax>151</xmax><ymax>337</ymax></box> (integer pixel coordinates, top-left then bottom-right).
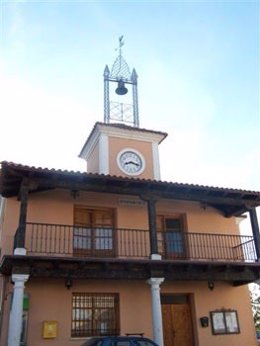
<box><xmin>21</xmin><ymin>222</ymin><xmax>257</xmax><ymax>262</ymax></box>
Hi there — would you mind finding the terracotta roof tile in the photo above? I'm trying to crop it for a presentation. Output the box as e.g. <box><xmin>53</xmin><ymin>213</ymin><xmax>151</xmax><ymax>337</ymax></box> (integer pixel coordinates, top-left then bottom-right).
<box><xmin>1</xmin><ymin>160</ymin><xmax>259</xmax><ymax>195</ymax></box>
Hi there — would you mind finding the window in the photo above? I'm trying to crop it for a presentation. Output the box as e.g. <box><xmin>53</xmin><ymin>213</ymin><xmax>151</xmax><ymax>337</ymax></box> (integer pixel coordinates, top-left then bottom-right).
<box><xmin>73</xmin><ymin>207</ymin><xmax>115</xmax><ymax>257</ymax></box>
<box><xmin>210</xmin><ymin>310</ymin><xmax>240</xmax><ymax>335</ymax></box>
<box><xmin>72</xmin><ymin>293</ymin><xmax>120</xmax><ymax>337</ymax></box>
<box><xmin>157</xmin><ymin>215</ymin><xmax>186</xmax><ymax>259</ymax></box>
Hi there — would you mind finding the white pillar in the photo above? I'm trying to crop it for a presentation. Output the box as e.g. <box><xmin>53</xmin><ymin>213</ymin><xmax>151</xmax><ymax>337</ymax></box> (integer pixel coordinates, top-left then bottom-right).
<box><xmin>147</xmin><ymin>277</ymin><xmax>165</xmax><ymax>346</ymax></box>
<box><xmin>8</xmin><ymin>273</ymin><xmax>29</xmax><ymax>346</ymax></box>
<box><xmin>99</xmin><ymin>133</ymin><xmax>109</xmax><ymax>174</ymax></box>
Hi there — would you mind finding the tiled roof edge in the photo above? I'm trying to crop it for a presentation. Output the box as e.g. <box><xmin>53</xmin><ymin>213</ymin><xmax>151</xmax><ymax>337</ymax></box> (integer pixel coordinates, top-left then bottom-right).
<box><xmin>1</xmin><ymin>161</ymin><xmax>260</xmax><ymax>195</ymax></box>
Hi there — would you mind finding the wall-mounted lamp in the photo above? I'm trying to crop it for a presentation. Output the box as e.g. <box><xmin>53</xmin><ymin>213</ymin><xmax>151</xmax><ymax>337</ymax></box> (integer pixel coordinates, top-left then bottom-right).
<box><xmin>200</xmin><ymin>316</ymin><xmax>209</xmax><ymax>328</ymax></box>
<box><xmin>201</xmin><ymin>202</ymin><xmax>207</xmax><ymax>210</ymax></box>
<box><xmin>208</xmin><ymin>281</ymin><xmax>214</xmax><ymax>291</ymax></box>
<box><xmin>65</xmin><ymin>278</ymin><xmax>73</xmax><ymax>290</ymax></box>
<box><xmin>70</xmin><ymin>190</ymin><xmax>79</xmax><ymax>199</ymax></box>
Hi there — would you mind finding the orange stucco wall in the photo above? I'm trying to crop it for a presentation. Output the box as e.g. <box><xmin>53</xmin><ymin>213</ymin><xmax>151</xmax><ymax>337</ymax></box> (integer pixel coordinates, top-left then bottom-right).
<box><xmin>1</xmin><ymin>278</ymin><xmax>257</xmax><ymax>346</ymax></box>
<box><xmin>162</xmin><ymin>281</ymin><xmax>257</xmax><ymax>346</ymax></box>
<box><xmin>0</xmin><ymin>189</ymin><xmax>257</xmax><ymax>346</ymax></box>
<box><xmin>0</xmin><ymin>198</ymin><xmax>20</xmax><ymax>257</ymax></box>
<box><xmin>158</xmin><ymin>199</ymin><xmax>238</xmax><ymax>234</ymax></box>
<box><xmin>87</xmin><ymin>142</ymin><xmax>99</xmax><ymax>173</ymax></box>
<box><xmin>108</xmin><ymin>137</ymin><xmax>154</xmax><ymax>179</ymax></box>
<box><xmin>20</xmin><ymin>279</ymin><xmax>154</xmax><ymax>346</ymax></box>
<box><xmin>1</xmin><ymin>190</ymin><xmax>240</xmax><ymax>257</ymax></box>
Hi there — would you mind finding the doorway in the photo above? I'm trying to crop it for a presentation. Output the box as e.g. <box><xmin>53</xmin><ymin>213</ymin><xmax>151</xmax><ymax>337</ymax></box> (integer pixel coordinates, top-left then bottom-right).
<box><xmin>157</xmin><ymin>215</ymin><xmax>186</xmax><ymax>259</ymax></box>
<box><xmin>73</xmin><ymin>206</ymin><xmax>115</xmax><ymax>257</ymax></box>
<box><xmin>161</xmin><ymin>294</ymin><xmax>194</xmax><ymax>346</ymax></box>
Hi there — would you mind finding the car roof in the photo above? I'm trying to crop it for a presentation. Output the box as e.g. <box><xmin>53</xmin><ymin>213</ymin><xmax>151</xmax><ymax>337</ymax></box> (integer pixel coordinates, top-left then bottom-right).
<box><xmin>89</xmin><ymin>336</ymin><xmax>152</xmax><ymax>340</ymax></box>
<box><xmin>82</xmin><ymin>336</ymin><xmax>157</xmax><ymax>345</ymax></box>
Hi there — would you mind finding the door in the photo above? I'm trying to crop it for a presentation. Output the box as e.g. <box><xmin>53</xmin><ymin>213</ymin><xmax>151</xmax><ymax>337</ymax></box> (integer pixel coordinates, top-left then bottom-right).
<box><xmin>157</xmin><ymin>215</ymin><xmax>186</xmax><ymax>259</ymax></box>
<box><xmin>73</xmin><ymin>207</ymin><xmax>115</xmax><ymax>257</ymax></box>
<box><xmin>161</xmin><ymin>295</ymin><xmax>194</xmax><ymax>346</ymax></box>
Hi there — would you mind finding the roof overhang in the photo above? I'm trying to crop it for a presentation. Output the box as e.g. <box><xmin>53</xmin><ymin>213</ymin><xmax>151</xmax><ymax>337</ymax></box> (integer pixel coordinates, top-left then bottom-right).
<box><xmin>1</xmin><ymin>161</ymin><xmax>260</xmax><ymax>217</ymax></box>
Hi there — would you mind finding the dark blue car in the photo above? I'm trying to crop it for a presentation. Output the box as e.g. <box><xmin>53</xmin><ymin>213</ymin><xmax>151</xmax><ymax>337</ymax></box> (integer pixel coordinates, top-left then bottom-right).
<box><xmin>256</xmin><ymin>330</ymin><xmax>260</xmax><ymax>345</ymax></box>
<box><xmin>80</xmin><ymin>336</ymin><xmax>159</xmax><ymax>346</ymax></box>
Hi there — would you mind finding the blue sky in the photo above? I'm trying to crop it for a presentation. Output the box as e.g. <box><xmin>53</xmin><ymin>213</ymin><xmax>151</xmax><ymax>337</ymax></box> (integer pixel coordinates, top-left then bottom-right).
<box><xmin>0</xmin><ymin>0</ymin><xmax>259</xmax><ymax>193</ymax></box>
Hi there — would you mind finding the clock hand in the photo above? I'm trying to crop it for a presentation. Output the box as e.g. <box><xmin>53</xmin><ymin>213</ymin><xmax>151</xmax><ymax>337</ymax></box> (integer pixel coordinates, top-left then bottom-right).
<box><xmin>125</xmin><ymin>161</ymin><xmax>140</xmax><ymax>166</ymax></box>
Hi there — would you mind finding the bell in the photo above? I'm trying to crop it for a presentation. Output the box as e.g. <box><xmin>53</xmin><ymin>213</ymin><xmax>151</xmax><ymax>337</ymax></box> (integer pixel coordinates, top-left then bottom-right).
<box><xmin>115</xmin><ymin>80</ymin><xmax>128</xmax><ymax>95</ymax></box>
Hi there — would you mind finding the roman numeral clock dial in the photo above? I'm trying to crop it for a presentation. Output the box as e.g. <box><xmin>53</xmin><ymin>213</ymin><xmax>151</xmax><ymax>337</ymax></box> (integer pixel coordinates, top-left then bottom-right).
<box><xmin>117</xmin><ymin>149</ymin><xmax>145</xmax><ymax>176</ymax></box>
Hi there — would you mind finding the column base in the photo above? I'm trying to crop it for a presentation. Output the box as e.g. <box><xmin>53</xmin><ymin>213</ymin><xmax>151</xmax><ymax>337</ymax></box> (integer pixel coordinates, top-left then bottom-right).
<box><xmin>14</xmin><ymin>248</ymin><xmax>27</xmax><ymax>256</ymax></box>
<box><xmin>150</xmin><ymin>254</ymin><xmax>162</xmax><ymax>260</ymax></box>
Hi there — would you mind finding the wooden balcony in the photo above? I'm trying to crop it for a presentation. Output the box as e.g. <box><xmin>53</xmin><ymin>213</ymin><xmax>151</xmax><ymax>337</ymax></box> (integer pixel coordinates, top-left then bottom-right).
<box><xmin>21</xmin><ymin>222</ymin><xmax>257</xmax><ymax>263</ymax></box>
<box><xmin>1</xmin><ymin>222</ymin><xmax>258</xmax><ymax>286</ymax></box>
<box><xmin>1</xmin><ymin>162</ymin><xmax>260</xmax><ymax>285</ymax></box>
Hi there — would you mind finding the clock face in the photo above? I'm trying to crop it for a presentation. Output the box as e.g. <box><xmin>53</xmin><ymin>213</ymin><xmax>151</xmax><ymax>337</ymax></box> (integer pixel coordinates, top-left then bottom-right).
<box><xmin>117</xmin><ymin>149</ymin><xmax>145</xmax><ymax>175</ymax></box>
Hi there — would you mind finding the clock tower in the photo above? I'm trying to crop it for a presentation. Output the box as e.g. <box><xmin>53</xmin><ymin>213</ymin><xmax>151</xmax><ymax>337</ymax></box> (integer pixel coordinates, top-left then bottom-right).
<box><xmin>79</xmin><ymin>37</ymin><xmax>167</xmax><ymax>180</ymax></box>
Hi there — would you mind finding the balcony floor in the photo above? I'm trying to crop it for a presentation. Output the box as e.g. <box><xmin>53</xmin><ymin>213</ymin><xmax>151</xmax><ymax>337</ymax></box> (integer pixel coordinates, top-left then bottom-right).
<box><xmin>1</xmin><ymin>254</ymin><xmax>259</xmax><ymax>286</ymax></box>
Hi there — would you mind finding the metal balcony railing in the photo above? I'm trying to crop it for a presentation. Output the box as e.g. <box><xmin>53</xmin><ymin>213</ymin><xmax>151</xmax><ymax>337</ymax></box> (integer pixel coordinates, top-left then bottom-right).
<box><xmin>20</xmin><ymin>222</ymin><xmax>257</xmax><ymax>262</ymax></box>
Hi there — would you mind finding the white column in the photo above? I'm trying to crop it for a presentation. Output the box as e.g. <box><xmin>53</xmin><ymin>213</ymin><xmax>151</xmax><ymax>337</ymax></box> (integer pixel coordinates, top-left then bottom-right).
<box><xmin>8</xmin><ymin>274</ymin><xmax>29</xmax><ymax>346</ymax></box>
<box><xmin>147</xmin><ymin>277</ymin><xmax>165</xmax><ymax>346</ymax></box>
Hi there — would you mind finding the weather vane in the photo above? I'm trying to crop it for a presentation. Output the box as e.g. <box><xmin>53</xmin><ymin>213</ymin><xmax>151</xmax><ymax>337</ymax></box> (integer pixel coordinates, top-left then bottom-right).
<box><xmin>103</xmin><ymin>36</ymin><xmax>139</xmax><ymax>127</ymax></box>
<box><xmin>117</xmin><ymin>35</ymin><xmax>124</xmax><ymax>54</ymax></box>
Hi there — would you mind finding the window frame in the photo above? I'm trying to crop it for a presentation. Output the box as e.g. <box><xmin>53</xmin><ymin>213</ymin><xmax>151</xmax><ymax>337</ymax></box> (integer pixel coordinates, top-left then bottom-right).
<box><xmin>73</xmin><ymin>206</ymin><xmax>116</xmax><ymax>257</ymax></box>
<box><xmin>156</xmin><ymin>214</ymin><xmax>187</xmax><ymax>259</ymax></box>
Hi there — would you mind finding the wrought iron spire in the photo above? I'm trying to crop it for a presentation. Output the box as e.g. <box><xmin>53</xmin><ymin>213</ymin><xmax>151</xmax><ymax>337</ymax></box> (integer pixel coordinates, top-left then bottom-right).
<box><xmin>103</xmin><ymin>36</ymin><xmax>139</xmax><ymax>127</ymax></box>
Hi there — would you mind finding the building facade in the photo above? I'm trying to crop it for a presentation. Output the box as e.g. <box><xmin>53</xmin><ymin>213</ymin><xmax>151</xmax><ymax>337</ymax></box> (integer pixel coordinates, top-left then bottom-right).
<box><xmin>0</xmin><ymin>42</ymin><xmax>260</xmax><ymax>346</ymax></box>
<box><xmin>0</xmin><ymin>121</ymin><xmax>260</xmax><ymax>346</ymax></box>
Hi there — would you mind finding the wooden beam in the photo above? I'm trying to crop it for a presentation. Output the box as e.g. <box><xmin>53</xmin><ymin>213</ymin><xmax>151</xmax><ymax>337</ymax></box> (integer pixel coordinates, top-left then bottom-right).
<box><xmin>15</xmin><ymin>181</ymin><xmax>29</xmax><ymax>248</ymax></box>
<box><xmin>1</xmin><ymin>163</ymin><xmax>259</xmax><ymax>218</ymax></box>
<box><xmin>17</xmin><ymin>175</ymin><xmax>256</xmax><ymax>208</ymax></box>
<box><xmin>249</xmin><ymin>208</ymin><xmax>260</xmax><ymax>260</ymax></box>
<box><xmin>1</xmin><ymin>255</ymin><xmax>259</xmax><ymax>286</ymax></box>
<box><xmin>141</xmin><ymin>195</ymin><xmax>159</xmax><ymax>255</ymax></box>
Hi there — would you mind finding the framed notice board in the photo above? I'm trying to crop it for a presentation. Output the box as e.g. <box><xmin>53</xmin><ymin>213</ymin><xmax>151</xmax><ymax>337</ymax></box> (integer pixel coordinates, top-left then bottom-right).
<box><xmin>210</xmin><ymin>310</ymin><xmax>240</xmax><ymax>335</ymax></box>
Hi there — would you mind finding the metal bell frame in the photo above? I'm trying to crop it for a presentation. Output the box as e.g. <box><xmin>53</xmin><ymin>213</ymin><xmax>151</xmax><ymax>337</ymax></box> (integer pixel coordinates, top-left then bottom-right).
<box><xmin>103</xmin><ymin>36</ymin><xmax>139</xmax><ymax>127</ymax></box>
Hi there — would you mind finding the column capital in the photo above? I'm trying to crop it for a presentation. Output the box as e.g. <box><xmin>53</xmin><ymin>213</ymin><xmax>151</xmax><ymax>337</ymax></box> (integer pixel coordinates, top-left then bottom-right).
<box><xmin>12</xmin><ymin>274</ymin><xmax>29</xmax><ymax>285</ymax></box>
<box><xmin>147</xmin><ymin>277</ymin><xmax>165</xmax><ymax>288</ymax></box>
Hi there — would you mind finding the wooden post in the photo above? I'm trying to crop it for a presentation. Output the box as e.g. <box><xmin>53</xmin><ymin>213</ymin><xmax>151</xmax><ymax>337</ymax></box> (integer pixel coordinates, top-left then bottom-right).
<box><xmin>147</xmin><ymin>198</ymin><xmax>158</xmax><ymax>255</ymax></box>
<box><xmin>249</xmin><ymin>208</ymin><xmax>260</xmax><ymax>260</ymax></box>
<box><xmin>140</xmin><ymin>194</ymin><xmax>159</xmax><ymax>256</ymax></box>
<box><xmin>14</xmin><ymin>183</ymin><xmax>29</xmax><ymax>249</ymax></box>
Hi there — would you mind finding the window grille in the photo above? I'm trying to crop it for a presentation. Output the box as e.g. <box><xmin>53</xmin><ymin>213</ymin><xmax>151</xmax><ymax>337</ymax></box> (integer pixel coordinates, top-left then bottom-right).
<box><xmin>71</xmin><ymin>293</ymin><xmax>119</xmax><ymax>337</ymax></box>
